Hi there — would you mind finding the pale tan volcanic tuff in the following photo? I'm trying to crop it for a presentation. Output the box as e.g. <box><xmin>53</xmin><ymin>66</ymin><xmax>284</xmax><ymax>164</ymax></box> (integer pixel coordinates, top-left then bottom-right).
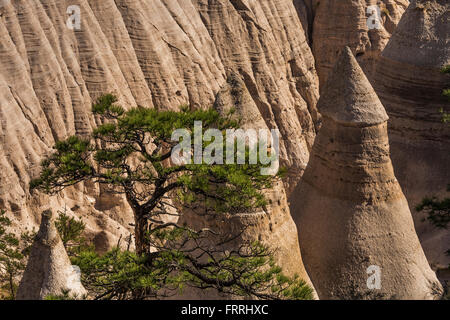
<box><xmin>372</xmin><ymin>0</ymin><xmax>450</xmax><ymax>270</ymax></box>
<box><xmin>16</xmin><ymin>210</ymin><xmax>87</xmax><ymax>300</ymax></box>
<box><xmin>170</xmin><ymin>74</ymin><xmax>315</xmax><ymax>299</ymax></box>
<box><xmin>310</xmin><ymin>0</ymin><xmax>409</xmax><ymax>86</ymax></box>
<box><xmin>0</xmin><ymin>0</ymin><xmax>318</xmax><ymax>257</ymax></box>
<box><xmin>291</xmin><ymin>47</ymin><xmax>443</xmax><ymax>300</ymax></box>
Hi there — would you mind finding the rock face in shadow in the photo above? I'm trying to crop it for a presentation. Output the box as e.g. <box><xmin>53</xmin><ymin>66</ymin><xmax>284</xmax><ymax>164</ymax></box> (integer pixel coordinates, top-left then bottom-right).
<box><xmin>16</xmin><ymin>210</ymin><xmax>87</xmax><ymax>300</ymax></box>
<box><xmin>372</xmin><ymin>0</ymin><xmax>450</xmax><ymax>271</ymax></box>
<box><xmin>0</xmin><ymin>0</ymin><xmax>319</xmax><ymax>254</ymax></box>
<box><xmin>311</xmin><ymin>0</ymin><xmax>409</xmax><ymax>86</ymax></box>
<box><xmin>291</xmin><ymin>47</ymin><xmax>443</xmax><ymax>300</ymax></box>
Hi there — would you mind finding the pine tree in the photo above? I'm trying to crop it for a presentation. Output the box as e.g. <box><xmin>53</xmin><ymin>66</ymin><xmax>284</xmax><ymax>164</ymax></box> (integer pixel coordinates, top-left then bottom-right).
<box><xmin>417</xmin><ymin>65</ymin><xmax>450</xmax><ymax>298</ymax></box>
<box><xmin>418</xmin><ymin>66</ymin><xmax>450</xmax><ymax>227</ymax></box>
<box><xmin>31</xmin><ymin>94</ymin><xmax>313</xmax><ymax>300</ymax></box>
<box><xmin>418</xmin><ymin>66</ymin><xmax>450</xmax><ymax>228</ymax></box>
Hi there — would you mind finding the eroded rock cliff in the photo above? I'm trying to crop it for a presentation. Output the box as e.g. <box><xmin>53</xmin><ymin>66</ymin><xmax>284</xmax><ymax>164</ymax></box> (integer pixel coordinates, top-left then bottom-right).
<box><xmin>3</xmin><ymin>0</ymin><xmax>445</xmax><ymax>300</ymax></box>
<box><xmin>0</xmin><ymin>0</ymin><xmax>319</xmax><ymax>284</ymax></box>
<box><xmin>310</xmin><ymin>0</ymin><xmax>409</xmax><ymax>85</ymax></box>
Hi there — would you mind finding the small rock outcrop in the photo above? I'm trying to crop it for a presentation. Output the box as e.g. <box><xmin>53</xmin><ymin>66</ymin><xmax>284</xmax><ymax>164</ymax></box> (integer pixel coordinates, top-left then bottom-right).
<box><xmin>16</xmin><ymin>210</ymin><xmax>87</xmax><ymax>300</ymax></box>
<box><xmin>373</xmin><ymin>0</ymin><xmax>450</xmax><ymax>269</ymax></box>
<box><xmin>291</xmin><ymin>47</ymin><xmax>443</xmax><ymax>300</ymax></box>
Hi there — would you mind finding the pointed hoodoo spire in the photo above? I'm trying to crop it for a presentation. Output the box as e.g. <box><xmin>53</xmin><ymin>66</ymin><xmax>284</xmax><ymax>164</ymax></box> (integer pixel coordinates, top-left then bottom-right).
<box><xmin>319</xmin><ymin>46</ymin><xmax>388</xmax><ymax>126</ymax></box>
<box><xmin>291</xmin><ymin>47</ymin><xmax>443</xmax><ymax>300</ymax></box>
<box><xmin>16</xmin><ymin>210</ymin><xmax>87</xmax><ymax>300</ymax></box>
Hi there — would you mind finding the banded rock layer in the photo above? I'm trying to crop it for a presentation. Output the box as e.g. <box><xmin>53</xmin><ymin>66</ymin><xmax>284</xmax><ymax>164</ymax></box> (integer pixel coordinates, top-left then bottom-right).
<box><xmin>373</xmin><ymin>0</ymin><xmax>450</xmax><ymax>270</ymax></box>
<box><xmin>0</xmin><ymin>0</ymin><xmax>321</xmax><ymax>286</ymax></box>
<box><xmin>17</xmin><ymin>210</ymin><xmax>87</xmax><ymax>300</ymax></box>
<box><xmin>310</xmin><ymin>0</ymin><xmax>409</xmax><ymax>85</ymax></box>
<box><xmin>176</xmin><ymin>180</ymin><xmax>314</xmax><ymax>299</ymax></box>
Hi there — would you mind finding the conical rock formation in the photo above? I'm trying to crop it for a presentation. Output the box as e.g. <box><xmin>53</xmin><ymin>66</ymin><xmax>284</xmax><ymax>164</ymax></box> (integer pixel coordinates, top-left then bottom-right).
<box><xmin>373</xmin><ymin>0</ymin><xmax>450</xmax><ymax>269</ymax></box>
<box><xmin>170</xmin><ymin>75</ymin><xmax>316</xmax><ymax>299</ymax></box>
<box><xmin>16</xmin><ymin>210</ymin><xmax>87</xmax><ymax>300</ymax></box>
<box><xmin>0</xmin><ymin>0</ymin><xmax>319</xmax><ymax>256</ymax></box>
<box><xmin>291</xmin><ymin>47</ymin><xmax>443</xmax><ymax>300</ymax></box>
